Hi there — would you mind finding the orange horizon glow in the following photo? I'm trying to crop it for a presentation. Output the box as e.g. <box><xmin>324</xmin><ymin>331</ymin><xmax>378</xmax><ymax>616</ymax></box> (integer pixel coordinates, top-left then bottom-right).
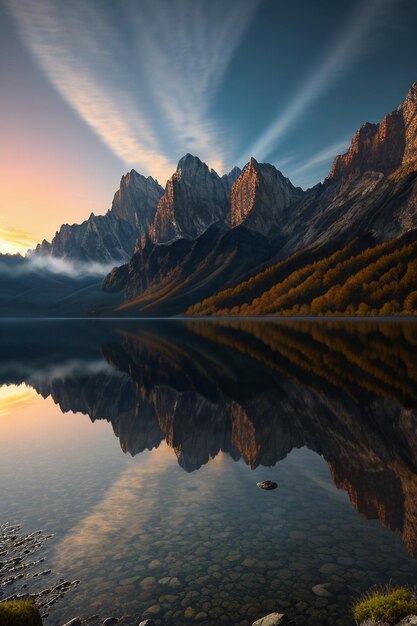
<box><xmin>0</xmin><ymin>225</ymin><xmax>38</xmax><ymax>255</ymax></box>
<box><xmin>0</xmin><ymin>163</ymin><xmax>114</xmax><ymax>247</ymax></box>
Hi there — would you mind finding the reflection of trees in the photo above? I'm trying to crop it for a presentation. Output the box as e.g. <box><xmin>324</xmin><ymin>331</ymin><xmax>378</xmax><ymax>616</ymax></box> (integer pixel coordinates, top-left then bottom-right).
<box><xmin>189</xmin><ymin>320</ymin><xmax>417</xmax><ymax>408</ymax></box>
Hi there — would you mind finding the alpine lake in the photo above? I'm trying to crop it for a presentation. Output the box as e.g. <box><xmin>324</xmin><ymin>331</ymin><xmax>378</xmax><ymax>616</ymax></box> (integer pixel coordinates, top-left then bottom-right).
<box><xmin>1</xmin><ymin>318</ymin><xmax>417</xmax><ymax>626</ymax></box>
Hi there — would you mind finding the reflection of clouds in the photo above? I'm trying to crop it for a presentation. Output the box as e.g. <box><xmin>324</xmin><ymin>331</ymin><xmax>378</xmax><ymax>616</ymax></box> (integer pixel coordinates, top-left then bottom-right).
<box><xmin>0</xmin><ymin>359</ymin><xmax>118</xmax><ymax>386</ymax></box>
<box><xmin>0</xmin><ymin>383</ymin><xmax>37</xmax><ymax>416</ymax></box>
<box><xmin>54</xmin><ymin>449</ymin><xmax>170</xmax><ymax>570</ymax></box>
<box><xmin>53</xmin><ymin>443</ymin><xmax>228</xmax><ymax>574</ymax></box>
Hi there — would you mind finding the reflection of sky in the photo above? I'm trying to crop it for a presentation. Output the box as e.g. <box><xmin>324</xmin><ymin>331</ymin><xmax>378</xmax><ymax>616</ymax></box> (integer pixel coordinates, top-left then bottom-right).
<box><xmin>1</xmin><ymin>382</ymin><xmax>416</xmax><ymax>624</ymax></box>
<box><xmin>0</xmin><ymin>383</ymin><xmax>37</xmax><ymax>416</ymax></box>
<box><xmin>1</xmin><ymin>0</ymin><xmax>417</xmax><ymax>247</ymax></box>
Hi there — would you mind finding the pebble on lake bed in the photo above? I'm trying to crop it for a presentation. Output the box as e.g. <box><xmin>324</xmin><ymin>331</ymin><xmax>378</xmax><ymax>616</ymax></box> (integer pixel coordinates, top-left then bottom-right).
<box><xmin>256</xmin><ymin>480</ymin><xmax>278</xmax><ymax>490</ymax></box>
<box><xmin>312</xmin><ymin>583</ymin><xmax>333</xmax><ymax>598</ymax></box>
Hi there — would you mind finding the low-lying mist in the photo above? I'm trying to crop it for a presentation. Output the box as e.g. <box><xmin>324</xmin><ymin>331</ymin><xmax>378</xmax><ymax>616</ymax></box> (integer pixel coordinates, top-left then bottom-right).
<box><xmin>0</xmin><ymin>253</ymin><xmax>119</xmax><ymax>279</ymax></box>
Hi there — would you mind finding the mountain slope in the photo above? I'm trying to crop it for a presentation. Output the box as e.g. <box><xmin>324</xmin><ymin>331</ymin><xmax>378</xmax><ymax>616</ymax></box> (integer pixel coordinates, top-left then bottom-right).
<box><xmin>103</xmin><ymin>224</ymin><xmax>277</xmax><ymax>315</ymax></box>
<box><xmin>0</xmin><ymin>254</ymin><xmax>121</xmax><ymax>316</ymax></box>
<box><xmin>36</xmin><ymin>170</ymin><xmax>164</xmax><ymax>262</ymax></box>
<box><xmin>186</xmin><ymin>229</ymin><xmax>417</xmax><ymax>315</ymax></box>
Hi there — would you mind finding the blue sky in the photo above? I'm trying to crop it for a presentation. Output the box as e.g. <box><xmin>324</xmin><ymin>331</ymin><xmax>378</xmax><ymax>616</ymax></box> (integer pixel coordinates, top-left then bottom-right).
<box><xmin>1</xmin><ymin>0</ymin><xmax>417</xmax><ymax>247</ymax></box>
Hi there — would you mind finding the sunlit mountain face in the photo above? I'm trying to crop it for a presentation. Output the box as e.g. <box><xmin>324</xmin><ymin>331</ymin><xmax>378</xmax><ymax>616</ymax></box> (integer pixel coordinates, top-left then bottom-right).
<box><xmin>1</xmin><ymin>319</ymin><xmax>417</xmax><ymax>625</ymax></box>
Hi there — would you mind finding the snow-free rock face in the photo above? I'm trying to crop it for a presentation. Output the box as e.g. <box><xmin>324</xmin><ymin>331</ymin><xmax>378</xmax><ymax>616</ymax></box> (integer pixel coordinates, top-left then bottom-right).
<box><xmin>230</xmin><ymin>158</ymin><xmax>304</xmax><ymax>236</ymax></box>
<box><xmin>400</xmin><ymin>81</ymin><xmax>417</xmax><ymax>168</ymax></box>
<box><xmin>35</xmin><ymin>170</ymin><xmax>163</xmax><ymax>262</ymax></box>
<box><xmin>110</xmin><ymin>170</ymin><xmax>163</xmax><ymax>231</ymax></box>
<box><xmin>221</xmin><ymin>165</ymin><xmax>242</xmax><ymax>193</ymax></box>
<box><xmin>328</xmin><ymin>82</ymin><xmax>417</xmax><ymax>181</ymax></box>
<box><xmin>149</xmin><ymin>154</ymin><xmax>230</xmax><ymax>243</ymax></box>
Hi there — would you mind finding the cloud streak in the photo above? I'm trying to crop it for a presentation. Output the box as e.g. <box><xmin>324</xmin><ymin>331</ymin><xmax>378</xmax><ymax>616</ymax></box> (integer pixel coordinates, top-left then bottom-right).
<box><xmin>129</xmin><ymin>0</ymin><xmax>260</xmax><ymax>172</ymax></box>
<box><xmin>240</xmin><ymin>0</ymin><xmax>398</xmax><ymax>164</ymax></box>
<box><xmin>285</xmin><ymin>137</ymin><xmax>351</xmax><ymax>188</ymax></box>
<box><xmin>7</xmin><ymin>0</ymin><xmax>259</xmax><ymax>182</ymax></box>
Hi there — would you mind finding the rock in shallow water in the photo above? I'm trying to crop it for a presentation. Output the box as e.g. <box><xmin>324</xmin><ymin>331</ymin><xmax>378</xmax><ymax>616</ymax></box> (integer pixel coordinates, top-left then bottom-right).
<box><xmin>62</xmin><ymin>619</ymin><xmax>82</xmax><ymax>626</ymax></box>
<box><xmin>312</xmin><ymin>583</ymin><xmax>333</xmax><ymax>598</ymax></box>
<box><xmin>257</xmin><ymin>481</ymin><xmax>278</xmax><ymax>491</ymax></box>
<box><xmin>102</xmin><ymin>618</ymin><xmax>118</xmax><ymax>626</ymax></box>
<box><xmin>138</xmin><ymin>620</ymin><xmax>156</xmax><ymax>626</ymax></box>
<box><xmin>252</xmin><ymin>612</ymin><xmax>286</xmax><ymax>626</ymax></box>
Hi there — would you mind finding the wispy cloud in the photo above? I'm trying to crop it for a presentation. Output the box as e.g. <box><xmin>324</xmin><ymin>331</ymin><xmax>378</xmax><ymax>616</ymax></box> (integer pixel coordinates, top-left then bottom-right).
<box><xmin>240</xmin><ymin>0</ymin><xmax>398</xmax><ymax>165</ymax></box>
<box><xmin>0</xmin><ymin>225</ymin><xmax>38</xmax><ymax>255</ymax></box>
<box><xmin>7</xmin><ymin>0</ymin><xmax>259</xmax><ymax>182</ymax></box>
<box><xmin>285</xmin><ymin>138</ymin><xmax>351</xmax><ymax>188</ymax></box>
<box><xmin>129</xmin><ymin>0</ymin><xmax>260</xmax><ymax>173</ymax></box>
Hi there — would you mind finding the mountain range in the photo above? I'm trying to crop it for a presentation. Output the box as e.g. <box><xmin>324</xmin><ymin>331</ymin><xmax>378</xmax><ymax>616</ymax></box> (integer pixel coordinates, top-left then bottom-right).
<box><xmin>9</xmin><ymin>82</ymin><xmax>417</xmax><ymax>316</ymax></box>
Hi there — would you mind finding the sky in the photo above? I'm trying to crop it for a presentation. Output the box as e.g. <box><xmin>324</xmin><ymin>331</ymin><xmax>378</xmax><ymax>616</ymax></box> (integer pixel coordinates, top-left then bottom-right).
<box><xmin>1</xmin><ymin>0</ymin><xmax>417</xmax><ymax>253</ymax></box>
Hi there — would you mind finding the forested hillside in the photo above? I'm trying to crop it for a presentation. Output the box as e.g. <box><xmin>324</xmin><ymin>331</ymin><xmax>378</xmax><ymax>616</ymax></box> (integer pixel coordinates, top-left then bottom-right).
<box><xmin>186</xmin><ymin>230</ymin><xmax>417</xmax><ymax>316</ymax></box>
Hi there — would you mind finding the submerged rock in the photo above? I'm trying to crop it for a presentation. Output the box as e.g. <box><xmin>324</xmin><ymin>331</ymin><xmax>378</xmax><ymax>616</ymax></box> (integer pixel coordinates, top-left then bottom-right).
<box><xmin>256</xmin><ymin>480</ymin><xmax>278</xmax><ymax>491</ymax></box>
<box><xmin>312</xmin><ymin>583</ymin><xmax>333</xmax><ymax>598</ymax></box>
<box><xmin>252</xmin><ymin>613</ymin><xmax>286</xmax><ymax>626</ymax></box>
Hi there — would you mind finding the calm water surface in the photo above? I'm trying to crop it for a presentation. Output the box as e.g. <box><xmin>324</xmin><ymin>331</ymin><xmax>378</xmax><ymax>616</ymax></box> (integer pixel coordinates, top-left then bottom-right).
<box><xmin>1</xmin><ymin>319</ymin><xmax>417</xmax><ymax>626</ymax></box>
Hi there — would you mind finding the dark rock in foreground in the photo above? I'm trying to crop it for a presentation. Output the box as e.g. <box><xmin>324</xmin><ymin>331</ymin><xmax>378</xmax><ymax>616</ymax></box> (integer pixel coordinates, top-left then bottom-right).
<box><xmin>256</xmin><ymin>480</ymin><xmax>278</xmax><ymax>490</ymax></box>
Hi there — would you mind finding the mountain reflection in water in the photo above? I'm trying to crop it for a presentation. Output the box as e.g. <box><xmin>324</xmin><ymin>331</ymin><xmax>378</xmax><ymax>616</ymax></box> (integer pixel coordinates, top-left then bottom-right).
<box><xmin>1</xmin><ymin>318</ymin><xmax>417</xmax><ymax>560</ymax></box>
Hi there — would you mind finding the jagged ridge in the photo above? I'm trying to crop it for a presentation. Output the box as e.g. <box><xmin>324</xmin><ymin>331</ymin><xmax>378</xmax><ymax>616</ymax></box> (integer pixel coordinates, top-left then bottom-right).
<box><xmin>35</xmin><ymin>170</ymin><xmax>163</xmax><ymax>262</ymax></box>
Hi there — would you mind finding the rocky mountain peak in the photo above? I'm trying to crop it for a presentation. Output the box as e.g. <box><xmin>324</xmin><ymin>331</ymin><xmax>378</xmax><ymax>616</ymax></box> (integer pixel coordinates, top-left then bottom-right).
<box><xmin>328</xmin><ymin>82</ymin><xmax>417</xmax><ymax>182</ymax></box>
<box><xmin>149</xmin><ymin>155</ymin><xmax>229</xmax><ymax>243</ymax></box>
<box><xmin>248</xmin><ymin>156</ymin><xmax>259</xmax><ymax>171</ymax></box>
<box><xmin>402</xmin><ymin>81</ymin><xmax>417</xmax><ymax>105</ymax></box>
<box><xmin>221</xmin><ymin>166</ymin><xmax>242</xmax><ymax>193</ymax></box>
<box><xmin>175</xmin><ymin>154</ymin><xmax>211</xmax><ymax>179</ymax></box>
<box><xmin>228</xmin><ymin>165</ymin><xmax>242</xmax><ymax>178</ymax></box>
<box><xmin>111</xmin><ymin>169</ymin><xmax>163</xmax><ymax>225</ymax></box>
<box><xmin>230</xmin><ymin>158</ymin><xmax>303</xmax><ymax>236</ymax></box>
<box><xmin>397</xmin><ymin>81</ymin><xmax>417</xmax><ymax>167</ymax></box>
<box><xmin>35</xmin><ymin>168</ymin><xmax>164</xmax><ymax>262</ymax></box>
